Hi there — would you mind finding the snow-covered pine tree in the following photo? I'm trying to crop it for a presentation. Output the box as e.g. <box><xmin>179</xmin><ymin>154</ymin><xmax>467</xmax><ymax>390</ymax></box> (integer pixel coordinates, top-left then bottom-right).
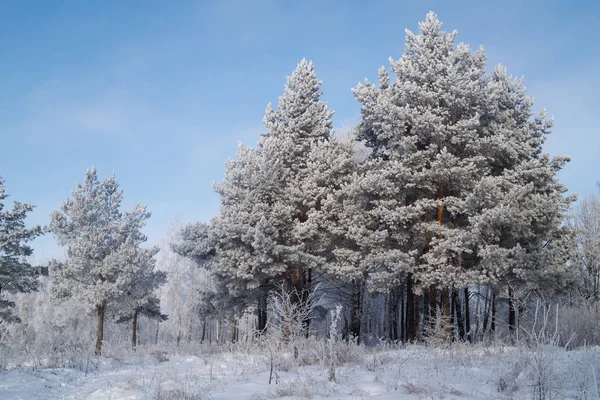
<box><xmin>176</xmin><ymin>142</ymin><xmax>281</xmax><ymax>334</ymax></box>
<box><xmin>112</xmin><ymin>241</ymin><xmax>166</xmax><ymax>350</ymax></box>
<box><xmin>0</xmin><ymin>175</ymin><xmax>43</xmax><ymax>323</ymax></box>
<box><xmin>48</xmin><ymin>167</ymin><xmax>154</xmax><ymax>355</ymax></box>
<box><xmin>257</xmin><ymin>59</ymin><xmax>337</xmax><ymax>307</ymax></box>
<box><xmin>352</xmin><ymin>12</ymin><xmax>573</xmax><ymax>340</ymax></box>
<box><xmin>179</xmin><ymin>60</ymin><xmax>346</xmax><ymax>336</ymax></box>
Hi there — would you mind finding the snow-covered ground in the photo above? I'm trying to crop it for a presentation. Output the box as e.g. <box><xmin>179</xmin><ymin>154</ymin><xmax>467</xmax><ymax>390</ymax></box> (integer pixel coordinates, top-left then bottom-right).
<box><xmin>1</xmin><ymin>344</ymin><xmax>599</xmax><ymax>399</ymax></box>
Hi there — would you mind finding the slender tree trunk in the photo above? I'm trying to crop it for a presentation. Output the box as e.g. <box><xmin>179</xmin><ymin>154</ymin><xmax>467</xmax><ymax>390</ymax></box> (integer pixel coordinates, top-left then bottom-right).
<box><xmin>391</xmin><ymin>287</ymin><xmax>399</xmax><ymax>342</ymax></box>
<box><xmin>414</xmin><ymin>293</ymin><xmax>421</xmax><ymax>342</ymax></box>
<box><xmin>441</xmin><ymin>288</ymin><xmax>451</xmax><ymax>342</ymax></box>
<box><xmin>200</xmin><ymin>319</ymin><xmax>206</xmax><ymax>344</ymax></box>
<box><xmin>231</xmin><ymin>320</ymin><xmax>237</xmax><ymax>344</ymax></box>
<box><xmin>464</xmin><ymin>288</ymin><xmax>471</xmax><ymax>342</ymax></box>
<box><xmin>453</xmin><ymin>289</ymin><xmax>465</xmax><ymax>341</ymax></box>
<box><xmin>423</xmin><ymin>287</ymin><xmax>430</xmax><ymax>338</ymax></box>
<box><xmin>95</xmin><ymin>300</ymin><xmax>106</xmax><ymax>356</ymax></box>
<box><xmin>406</xmin><ymin>275</ymin><xmax>415</xmax><ymax>343</ymax></box>
<box><xmin>303</xmin><ymin>268</ymin><xmax>312</xmax><ymax>338</ymax></box>
<box><xmin>508</xmin><ymin>286</ymin><xmax>516</xmax><ymax>338</ymax></box>
<box><xmin>132</xmin><ymin>309</ymin><xmax>138</xmax><ymax>351</ymax></box>
<box><xmin>517</xmin><ymin>302</ymin><xmax>524</xmax><ymax>334</ymax></box>
<box><xmin>155</xmin><ymin>320</ymin><xmax>160</xmax><ymax>344</ymax></box>
<box><xmin>257</xmin><ymin>292</ymin><xmax>268</xmax><ymax>335</ymax></box>
<box><xmin>351</xmin><ymin>279</ymin><xmax>363</xmax><ymax>343</ymax></box>
<box><xmin>218</xmin><ymin>321</ymin><xmax>222</xmax><ymax>344</ymax></box>
<box><xmin>176</xmin><ymin>314</ymin><xmax>182</xmax><ymax>347</ymax></box>
<box><xmin>424</xmin><ymin>285</ymin><xmax>436</xmax><ymax>337</ymax></box>
<box><xmin>482</xmin><ymin>287</ymin><xmax>490</xmax><ymax>335</ymax></box>
<box><xmin>491</xmin><ymin>291</ymin><xmax>497</xmax><ymax>333</ymax></box>
<box><xmin>400</xmin><ymin>286</ymin><xmax>405</xmax><ymax>343</ymax></box>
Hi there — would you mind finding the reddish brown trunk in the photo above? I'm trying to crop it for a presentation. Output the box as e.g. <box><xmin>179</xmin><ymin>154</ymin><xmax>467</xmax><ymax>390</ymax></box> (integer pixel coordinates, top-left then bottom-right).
<box><xmin>231</xmin><ymin>320</ymin><xmax>237</xmax><ymax>343</ymax></box>
<box><xmin>95</xmin><ymin>300</ymin><xmax>106</xmax><ymax>356</ymax></box>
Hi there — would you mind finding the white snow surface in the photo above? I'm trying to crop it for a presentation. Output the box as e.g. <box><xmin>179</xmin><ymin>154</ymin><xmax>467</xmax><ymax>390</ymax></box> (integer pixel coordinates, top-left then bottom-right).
<box><xmin>1</xmin><ymin>344</ymin><xmax>599</xmax><ymax>399</ymax></box>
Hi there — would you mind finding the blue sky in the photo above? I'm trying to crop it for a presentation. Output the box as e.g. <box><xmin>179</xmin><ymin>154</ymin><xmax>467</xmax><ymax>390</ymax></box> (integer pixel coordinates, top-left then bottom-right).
<box><xmin>1</xmin><ymin>0</ymin><xmax>598</xmax><ymax>262</ymax></box>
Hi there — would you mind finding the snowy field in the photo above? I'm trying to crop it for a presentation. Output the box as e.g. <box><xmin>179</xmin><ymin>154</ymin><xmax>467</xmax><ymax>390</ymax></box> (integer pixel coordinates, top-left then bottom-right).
<box><xmin>1</xmin><ymin>343</ymin><xmax>599</xmax><ymax>399</ymax></box>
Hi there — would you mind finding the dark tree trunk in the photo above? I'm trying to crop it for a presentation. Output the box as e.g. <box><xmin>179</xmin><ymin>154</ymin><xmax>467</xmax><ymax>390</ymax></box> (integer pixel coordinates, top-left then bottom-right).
<box><xmin>453</xmin><ymin>289</ymin><xmax>465</xmax><ymax>341</ymax></box>
<box><xmin>427</xmin><ymin>285</ymin><xmax>437</xmax><ymax>335</ymax></box>
<box><xmin>414</xmin><ymin>293</ymin><xmax>421</xmax><ymax>342</ymax></box>
<box><xmin>95</xmin><ymin>300</ymin><xmax>106</xmax><ymax>356</ymax></box>
<box><xmin>303</xmin><ymin>268</ymin><xmax>312</xmax><ymax>338</ymax></box>
<box><xmin>482</xmin><ymin>287</ymin><xmax>491</xmax><ymax>334</ymax></box>
<box><xmin>518</xmin><ymin>302</ymin><xmax>525</xmax><ymax>333</ymax></box>
<box><xmin>406</xmin><ymin>275</ymin><xmax>415</xmax><ymax>343</ymax></box>
<box><xmin>400</xmin><ymin>285</ymin><xmax>405</xmax><ymax>343</ymax></box>
<box><xmin>351</xmin><ymin>279</ymin><xmax>364</xmax><ymax>343</ymax></box>
<box><xmin>391</xmin><ymin>287</ymin><xmax>399</xmax><ymax>342</ymax></box>
<box><xmin>441</xmin><ymin>288</ymin><xmax>451</xmax><ymax>342</ymax></box>
<box><xmin>257</xmin><ymin>292</ymin><xmax>268</xmax><ymax>335</ymax></box>
<box><xmin>231</xmin><ymin>320</ymin><xmax>237</xmax><ymax>343</ymax></box>
<box><xmin>508</xmin><ymin>286</ymin><xmax>516</xmax><ymax>335</ymax></box>
<box><xmin>200</xmin><ymin>319</ymin><xmax>207</xmax><ymax>344</ymax></box>
<box><xmin>464</xmin><ymin>288</ymin><xmax>471</xmax><ymax>342</ymax></box>
<box><xmin>132</xmin><ymin>309</ymin><xmax>138</xmax><ymax>351</ymax></box>
<box><xmin>491</xmin><ymin>291</ymin><xmax>497</xmax><ymax>333</ymax></box>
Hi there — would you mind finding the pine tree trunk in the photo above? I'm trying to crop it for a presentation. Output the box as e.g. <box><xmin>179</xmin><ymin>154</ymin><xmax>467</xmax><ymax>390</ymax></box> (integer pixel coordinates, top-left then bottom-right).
<box><xmin>257</xmin><ymin>291</ymin><xmax>268</xmax><ymax>335</ymax></box>
<box><xmin>95</xmin><ymin>300</ymin><xmax>106</xmax><ymax>356</ymax></box>
<box><xmin>201</xmin><ymin>319</ymin><xmax>206</xmax><ymax>344</ymax></box>
<box><xmin>389</xmin><ymin>287</ymin><xmax>399</xmax><ymax>342</ymax></box>
<box><xmin>424</xmin><ymin>285</ymin><xmax>436</xmax><ymax>337</ymax></box>
<box><xmin>453</xmin><ymin>289</ymin><xmax>465</xmax><ymax>341</ymax></box>
<box><xmin>400</xmin><ymin>286</ymin><xmax>405</xmax><ymax>343</ymax></box>
<box><xmin>441</xmin><ymin>288</ymin><xmax>451</xmax><ymax>342</ymax></box>
<box><xmin>231</xmin><ymin>320</ymin><xmax>237</xmax><ymax>343</ymax></box>
<box><xmin>518</xmin><ymin>302</ymin><xmax>524</xmax><ymax>333</ymax></box>
<box><xmin>155</xmin><ymin>320</ymin><xmax>160</xmax><ymax>344</ymax></box>
<box><xmin>406</xmin><ymin>276</ymin><xmax>415</xmax><ymax>343</ymax></box>
<box><xmin>414</xmin><ymin>293</ymin><xmax>421</xmax><ymax>342</ymax></box>
<box><xmin>482</xmin><ymin>287</ymin><xmax>490</xmax><ymax>334</ymax></box>
<box><xmin>132</xmin><ymin>309</ymin><xmax>138</xmax><ymax>351</ymax></box>
<box><xmin>423</xmin><ymin>287</ymin><xmax>430</xmax><ymax>338</ymax></box>
<box><xmin>491</xmin><ymin>291</ymin><xmax>497</xmax><ymax>333</ymax></box>
<box><xmin>351</xmin><ymin>279</ymin><xmax>363</xmax><ymax>343</ymax></box>
<box><xmin>464</xmin><ymin>288</ymin><xmax>471</xmax><ymax>342</ymax></box>
<box><xmin>176</xmin><ymin>314</ymin><xmax>182</xmax><ymax>347</ymax></box>
<box><xmin>508</xmin><ymin>286</ymin><xmax>516</xmax><ymax>336</ymax></box>
<box><xmin>303</xmin><ymin>268</ymin><xmax>312</xmax><ymax>338</ymax></box>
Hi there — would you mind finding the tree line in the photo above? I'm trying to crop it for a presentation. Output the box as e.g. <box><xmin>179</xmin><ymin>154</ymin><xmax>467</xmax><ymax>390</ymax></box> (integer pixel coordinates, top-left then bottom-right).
<box><xmin>1</xmin><ymin>13</ymin><xmax>597</xmax><ymax>355</ymax></box>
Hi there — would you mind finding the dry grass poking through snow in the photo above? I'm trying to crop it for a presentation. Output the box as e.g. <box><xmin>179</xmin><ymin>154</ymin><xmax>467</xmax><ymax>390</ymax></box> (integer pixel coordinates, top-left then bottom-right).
<box><xmin>0</xmin><ymin>339</ymin><xmax>600</xmax><ymax>399</ymax></box>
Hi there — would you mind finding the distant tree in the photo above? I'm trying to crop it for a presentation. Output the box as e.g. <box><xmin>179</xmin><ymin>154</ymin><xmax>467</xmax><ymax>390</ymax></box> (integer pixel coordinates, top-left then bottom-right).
<box><xmin>571</xmin><ymin>191</ymin><xmax>600</xmax><ymax>304</ymax></box>
<box><xmin>0</xmin><ymin>175</ymin><xmax>43</xmax><ymax>323</ymax></box>
<box><xmin>49</xmin><ymin>167</ymin><xmax>154</xmax><ymax>355</ymax></box>
<box><xmin>158</xmin><ymin>221</ymin><xmax>211</xmax><ymax>345</ymax></box>
<box><xmin>113</xmin><ymin>241</ymin><xmax>166</xmax><ymax>350</ymax></box>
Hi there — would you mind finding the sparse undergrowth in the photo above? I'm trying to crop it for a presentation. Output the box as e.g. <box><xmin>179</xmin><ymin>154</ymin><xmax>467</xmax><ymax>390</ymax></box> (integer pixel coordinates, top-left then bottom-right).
<box><xmin>1</xmin><ymin>338</ymin><xmax>600</xmax><ymax>399</ymax></box>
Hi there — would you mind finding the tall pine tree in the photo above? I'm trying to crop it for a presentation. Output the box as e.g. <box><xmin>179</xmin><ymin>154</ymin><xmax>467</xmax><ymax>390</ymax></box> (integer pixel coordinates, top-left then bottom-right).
<box><xmin>0</xmin><ymin>175</ymin><xmax>43</xmax><ymax>323</ymax></box>
<box><xmin>49</xmin><ymin>168</ymin><xmax>155</xmax><ymax>355</ymax></box>
<box><xmin>352</xmin><ymin>12</ymin><xmax>573</xmax><ymax>338</ymax></box>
